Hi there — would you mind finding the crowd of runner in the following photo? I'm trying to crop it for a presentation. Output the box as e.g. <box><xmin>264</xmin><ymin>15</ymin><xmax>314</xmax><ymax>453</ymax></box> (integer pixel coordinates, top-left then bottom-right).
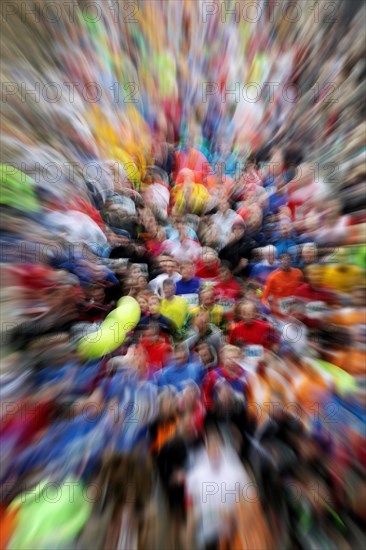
<box><xmin>1</xmin><ymin>1</ymin><xmax>365</xmax><ymax>549</ymax></box>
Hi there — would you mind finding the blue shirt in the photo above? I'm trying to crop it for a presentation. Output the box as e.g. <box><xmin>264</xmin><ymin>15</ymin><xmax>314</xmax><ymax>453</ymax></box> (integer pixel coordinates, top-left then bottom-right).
<box><xmin>165</xmin><ymin>226</ymin><xmax>198</xmax><ymax>242</ymax></box>
<box><xmin>269</xmin><ymin>192</ymin><xmax>289</xmax><ymax>213</ymax></box>
<box><xmin>214</xmin><ymin>367</ymin><xmax>247</xmax><ymax>396</ymax></box>
<box><xmin>250</xmin><ymin>262</ymin><xmax>279</xmax><ymax>286</ymax></box>
<box><xmin>176</xmin><ymin>277</ymin><xmax>201</xmax><ymax>295</ymax></box>
<box><xmin>275</xmin><ymin>239</ymin><xmax>298</xmax><ymax>261</ymax></box>
<box><xmin>156</xmin><ymin>359</ymin><xmax>204</xmax><ymax>391</ymax></box>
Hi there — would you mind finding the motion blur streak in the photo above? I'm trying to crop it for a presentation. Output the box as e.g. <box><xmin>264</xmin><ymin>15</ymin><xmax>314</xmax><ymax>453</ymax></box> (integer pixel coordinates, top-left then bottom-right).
<box><xmin>0</xmin><ymin>1</ymin><xmax>365</xmax><ymax>549</ymax></box>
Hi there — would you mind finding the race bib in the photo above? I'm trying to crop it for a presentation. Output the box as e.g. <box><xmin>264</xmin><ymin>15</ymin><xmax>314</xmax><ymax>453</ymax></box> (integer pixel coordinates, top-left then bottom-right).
<box><xmin>201</xmin><ymin>279</ymin><xmax>217</xmax><ymax>288</ymax></box>
<box><xmin>245</xmin><ymin>345</ymin><xmax>264</xmax><ymax>363</ymax></box>
<box><xmin>183</xmin><ymin>293</ymin><xmax>199</xmax><ymax>308</ymax></box>
<box><xmin>103</xmin><ymin>258</ymin><xmax>129</xmax><ymax>268</ymax></box>
<box><xmin>200</xmin><ymin>502</ymin><xmax>221</xmax><ymax>543</ymax></box>
<box><xmin>305</xmin><ymin>301</ymin><xmax>328</xmax><ymax>319</ymax></box>
<box><xmin>278</xmin><ymin>297</ymin><xmax>295</xmax><ymax>315</ymax></box>
<box><xmin>218</xmin><ymin>299</ymin><xmax>235</xmax><ymax>313</ymax></box>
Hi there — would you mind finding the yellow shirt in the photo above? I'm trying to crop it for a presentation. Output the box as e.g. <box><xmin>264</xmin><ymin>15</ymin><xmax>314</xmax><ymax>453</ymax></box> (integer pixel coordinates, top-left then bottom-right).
<box><xmin>322</xmin><ymin>264</ymin><xmax>364</xmax><ymax>293</ymax></box>
<box><xmin>160</xmin><ymin>296</ymin><xmax>189</xmax><ymax>329</ymax></box>
<box><xmin>192</xmin><ymin>304</ymin><xmax>224</xmax><ymax>327</ymax></box>
<box><xmin>172</xmin><ymin>183</ymin><xmax>211</xmax><ymax>215</ymax></box>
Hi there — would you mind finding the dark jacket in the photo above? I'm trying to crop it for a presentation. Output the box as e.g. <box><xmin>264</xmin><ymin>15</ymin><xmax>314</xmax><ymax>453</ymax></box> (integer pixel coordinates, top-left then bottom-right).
<box><xmin>219</xmin><ymin>236</ymin><xmax>256</xmax><ymax>272</ymax></box>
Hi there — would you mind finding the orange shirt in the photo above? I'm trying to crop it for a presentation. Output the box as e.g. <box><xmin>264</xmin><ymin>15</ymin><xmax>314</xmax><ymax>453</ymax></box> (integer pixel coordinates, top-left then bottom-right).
<box><xmin>0</xmin><ymin>505</ymin><xmax>19</xmax><ymax>549</ymax></box>
<box><xmin>325</xmin><ymin>308</ymin><xmax>366</xmax><ymax>375</ymax></box>
<box><xmin>226</xmin><ymin>498</ymin><xmax>273</xmax><ymax>550</ymax></box>
<box><xmin>150</xmin><ymin>416</ymin><xmax>178</xmax><ymax>454</ymax></box>
<box><xmin>324</xmin><ymin>348</ymin><xmax>365</xmax><ymax>376</ymax></box>
<box><xmin>327</xmin><ymin>308</ymin><xmax>365</xmax><ymax>326</ymax></box>
<box><xmin>262</xmin><ymin>268</ymin><xmax>303</xmax><ymax>309</ymax></box>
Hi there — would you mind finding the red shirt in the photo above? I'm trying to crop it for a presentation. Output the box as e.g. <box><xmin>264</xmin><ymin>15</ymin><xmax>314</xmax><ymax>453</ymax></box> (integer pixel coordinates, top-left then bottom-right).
<box><xmin>195</xmin><ymin>261</ymin><xmax>220</xmax><ymax>279</ymax></box>
<box><xmin>140</xmin><ymin>337</ymin><xmax>172</xmax><ymax>371</ymax></box>
<box><xmin>215</xmin><ymin>278</ymin><xmax>241</xmax><ymax>300</ymax></box>
<box><xmin>1</xmin><ymin>398</ymin><xmax>54</xmax><ymax>447</ymax></box>
<box><xmin>293</xmin><ymin>283</ymin><xmax>338</xmax><ymax>328</ymax></box>
<box><xmin>228</xmin><ymin>320</ymin><xmax>272</xmax><ymax>347</ymax></box>
<box><xmin>145</xmin><ymin>239</ymin><xmax>165</xmax><ymax>257</ymax></box>
<box><xmin>11</xmin><ymin>264</ymin><xmax>56</xmax><ymax>290</ymax></box>
<box><xmin>67</xmin><ymin>197</ymin><xmax>105</xmax><ymax>230</ymax></box>
<box><xmin>202</xmin><ymin>366</ymin><xmax>247</xmax><ymax>410</ymax></box>
<box><xmin>294</xmin><ymin>284</ymin><xmax>337</xmax><ymax>305</ymax></box>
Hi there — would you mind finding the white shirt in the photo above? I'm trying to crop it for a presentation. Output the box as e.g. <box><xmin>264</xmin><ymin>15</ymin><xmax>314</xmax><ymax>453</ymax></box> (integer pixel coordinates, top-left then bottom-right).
<box><xmin>212</xmin><ymin>209</ymin><xmax>243</xmax><ymax>247</ymax></box>
<box><xmin>162</xmin><ymin>238</ymin><xmax>202</xmax><ymax>263</ymax></box>
<box><xmin>148</xmin><ymin>271</ymin><xmax>182</xmax><ymax>296</ymax></box>
<box><xmin>186</xmin><ymin>446</ymin><xmax>250</xmax><ymax>546</ymax></box>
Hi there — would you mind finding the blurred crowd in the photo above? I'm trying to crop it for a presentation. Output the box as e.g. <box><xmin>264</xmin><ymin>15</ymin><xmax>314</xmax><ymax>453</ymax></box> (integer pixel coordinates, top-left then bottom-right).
<box><xmin>1</xmin><ymin>0</ymin><xmax>365</xmax><ymax>549</ymax></box>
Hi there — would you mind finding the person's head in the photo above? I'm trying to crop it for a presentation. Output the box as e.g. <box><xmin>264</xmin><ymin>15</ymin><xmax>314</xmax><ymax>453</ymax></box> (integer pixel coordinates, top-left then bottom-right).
<box><xmin>247</xmin><ymin>206</ymin><xmax>263</xmax><ymax>232</ymax></box>
<box><xmin>130</xmin><ymin>344</ymin><xmax>148</xmax><ymax>374</ymax></box>
<box><xmin>158</xmin><ymin>389</ymin><xmax>177</xmax><ymax>419</ymax></box>
<box><xmin>283</xmin><ymin>147</ymin><xmax>303</xmax><ymax>170</ymax></box>
<box><xmin>205</xmin><ymin>429</ymin><xmax>224</xmax><ymax>468</ymax></box>
<box><xmin>106</xmin><ymin>228</ymin><xmax>123</xmax><ymax>247</ymax></box>
<box><xmin>144</xmin><ymin>320</ymin><xmax>160</xmax><ymax>340</ymax></box>
<box><xmin>136</xmin><ymin>292</ymin><xmax>149</xmax><ymax>313</ymax></box>
<box><xmin>202</xmin><ymin>248</ymin><xmax>218</xmax><ymax>269</ymax></box>
<box><xmin>219</xmin><ymin>261</ymin><xmax>232</xmax><ymax>281</ymax></box>
<box><xmin>302</xmin><ymin>243</ymin><xmax>317</xmax><ymax>265</ymax></box>
<box><xmin>181</xmin><ymin>384</ymin><xmax>200</xmax><ymax>410</ymax></box>
<box><xmin>194</xmin><ymin>309</ymin><xmax>210</xmax><ymax>332</ymax></box>
<box><xmin>240</xmin><ymin>300</ymin><xmax>257</xmax><ymax>324</ymax></box>
<box><xmin>165</xmin><ymin>258</ymin><xmax>177</xmax><ymax>277</ymax></box>
<box><xmin>197</xmin><ymin>342</ymin><xmax>215</xmax><ymax>367</ymax></box>
<box><xmin>176</xmin><ymin>220</ymin><xmax>188</xmax><ymax>241</ymax></box>
<box><xmin>221</xmin><ymin>345</ymin><xmax>242</xmax><ymax>371</ymax></box>
<box><xmin>158</xmin><ymin>253</ymin><xmax>172</xmax><ymax>273</ymax></box>
<box><xmin>158</xmin><ymin>253</ymin><xmax>169</xmax><ymax>266</ymax></box>
<box><xmin>280</xmin><ymin>253</ymin><xmax>292</xmax><ymax>271</ymax></box>
<box><xmin>216</xmin><ymin>161</ymin><xmax>225</xmax><ymax>180</ymax></box>
<box><xmin>245</xmin><ymin>155</ymin><xmax>257</xmax><ymax>171</ymax></box>
<box><xmin>352</xmin><ymin>286</ymin><xmax>366</xmax><ymax>309</ymax></box>
<box><xmin>177</xmin><ymin>408</ymin><xmax>196</xmax><ymax>438</ymax></box>
<box><xmin>276</xmin><ymin>178</ymin><xmax>287</xmax><ymax>195</ymax></box>
<box><xmin>174</xmin><ymin>342</ymin><xmax>189</xmax><ymax>366</ymax></box>
<box><xmin>85</xmin><ymin>284</ymin><xmax>105</xmax><ymax>303</ymax></box>
<box><xmin>216</xmin><ymin>381</ymin><xmax>235</xmax><ymax>409</ymax></box>
<box><xmin>218</xmin><ymin>198</ymin><xmax>230</xmax><ymax>214</ymax></box>
<box><xmin>125</xmin><ymin>276</ymin><xmax>137</xmax><ymax>294</ymax></box>
<box><xmin>304</xmin><ymin>265</ymin><xmax>323</xmax><ymax>288</ymax></box>
<box><xmin>245</xmin><ymin>283</ymin><xmax>258</xmax><ymax>300</ymax></box>
<box><xmin>156</xmin><ymin>227</ymin><xmax>166</xmax><ymax>242</ymax></box>
<box><xmin>270</xmin><ymin>147</ymin><xmax>282</xmax><ymax>175</ymax></box>
<box><xmin>232</xmin><ymin>221</ymin><xmax>246</xmax><ymax>240</ymax></box>
<box><xmin>180</xmin><ymin>167</ymin><xmax>194</xmax><ymax>183</ymax></box>
<box><xmin>278</xmin><ymin>206</ymin><xmax>292</xmax><ymax>221</ymax></box>
<box><xmin>162</xmin><ymin>278</ymin><xmax>176</xmax><ymax>299</ymax></box>
<box><xmin>136</xmin><ymin>274</ymin><xmax>148</xmax><ymax>292</ymax></box>
<box><xmin>129</xmin><ymin>263</ymin><xmax>142</xmax><ymax>279</ymax></box>
<box><xmin>148</xmin><ymin>294</ymin><xmax>161</xmax><ymax>315</ymax></box>
<box><xmin>262</xmin><ymin>245</ymin><xmax>277</xmax><ymax>265</ymax></box>
<box><xmin>199</xmin><ymin>287</ymin><xmax>215</xmax><ymax>307</ymax></box>
<box><xmin>324</xmin><ymin>198</ymin><xmax>341</xmax><ymax>222</ymax></box>
<box><xmin>280</xmin><ymin>221</ymin><xmax>292</xmax><ymax>239</ymax></box>
<box><xmin>180</xmin><ymin>260</ymin><xmax>195</xmax><ymax>281</ymax></box>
